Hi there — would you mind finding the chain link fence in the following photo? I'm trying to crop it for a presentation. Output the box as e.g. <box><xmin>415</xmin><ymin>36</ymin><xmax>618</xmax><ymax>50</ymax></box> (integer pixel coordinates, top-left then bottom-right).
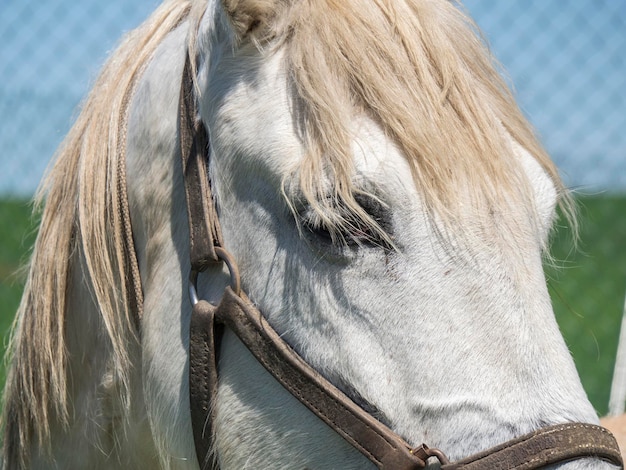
<box><xmin>0</xmin><ymin>0</ymin><xmax>159</xmax><ymax>196</ymax></box>
<box><xmin>1</xmin><ymin>1</ymin><xmax>625</xmax><ymax>196</ymax></box>
<box><xmin>464</xmin><ymin>0</ymin><xmax>626</xmax><ymax>193</ymax></box>
<box><xmin>1</xmin><ymin>0</ymin><xmax>625</xmax><ymax>412</ymax></box>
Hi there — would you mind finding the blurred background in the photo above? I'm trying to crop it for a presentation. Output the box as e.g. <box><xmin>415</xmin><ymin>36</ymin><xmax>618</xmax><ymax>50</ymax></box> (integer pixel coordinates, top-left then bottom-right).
<box><xmin>0</xmin><ymin>1</ymin><xmax>625</xmax><ymax>414</ymax></box>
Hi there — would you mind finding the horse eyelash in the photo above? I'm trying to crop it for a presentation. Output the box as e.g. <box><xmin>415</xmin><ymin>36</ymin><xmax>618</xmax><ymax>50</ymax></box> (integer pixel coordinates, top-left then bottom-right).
<box><xmin>297</xmin><ymin>194</ymin><xmax>394</xmax><ymax>250</ymax></box>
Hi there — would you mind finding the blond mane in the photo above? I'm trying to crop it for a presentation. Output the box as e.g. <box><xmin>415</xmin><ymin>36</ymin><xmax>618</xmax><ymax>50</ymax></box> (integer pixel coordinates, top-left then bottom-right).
<box><xmin>237</xmin><ymin>0</ymin><xmax>573</xmax><ymax>242</ymax></box>
<box><xmin>2</xmin><ymin>0</ymin><xmax>193</xmax><ymax>465</ymax></box>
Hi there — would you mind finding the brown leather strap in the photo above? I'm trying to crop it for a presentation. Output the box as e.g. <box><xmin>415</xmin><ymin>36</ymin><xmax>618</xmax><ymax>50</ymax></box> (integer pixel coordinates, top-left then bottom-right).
<box><xmin>189</xmin><ymin>288</ymin><xmax>624</xmax><ymax>470</ymax></box>
<box><xmin>179</xmin><ymin>54</ymin><xmax>223</xmax><ymax>271</ymax></box>
<box><xmin>189</xmin><ymin>300</ymin><xmax>221</xmax><ymax>470</ymax></box>
<box><xmin>206</xmin><ymin>288</ymin><xmax>428</xmax><ymax>469</ymax></box>
<box><xmin>180</xmin><ymin>52</ymin><xmax>224</xmax><ymax>468</ymax></box>
<box><xmin>441</xmin><ymin>422</ymin><xmax>623</xmax><ymax>469</ymax></box>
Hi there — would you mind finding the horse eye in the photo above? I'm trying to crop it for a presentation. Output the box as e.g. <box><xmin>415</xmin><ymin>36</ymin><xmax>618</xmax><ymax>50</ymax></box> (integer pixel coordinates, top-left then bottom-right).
<box><xmin>304</xmin><ymin>219</ymin><xmax>334</xmax><ymax>242</ymax></box>
<box><xmin>298</xmin><ymin>195</ymin><xmax>393</xmax><ymax>249</ymax></box>
<box><xmin>302</xmin><ymin>218</ymin><xmax>374</xmax><ymax>246</ymax></box>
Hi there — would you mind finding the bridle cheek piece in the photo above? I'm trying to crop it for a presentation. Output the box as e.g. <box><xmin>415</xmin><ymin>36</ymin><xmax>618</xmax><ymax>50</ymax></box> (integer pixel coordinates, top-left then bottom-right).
<box><xmin>174</xmin><ymin>53</ymin><xmax>623</xmax><ymax>470</ymax></box>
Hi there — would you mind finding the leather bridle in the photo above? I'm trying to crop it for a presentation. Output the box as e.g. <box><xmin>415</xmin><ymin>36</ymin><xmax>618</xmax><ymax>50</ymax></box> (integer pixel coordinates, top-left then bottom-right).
<box><xmin>125</xmin><ymin>52</ymin><xmax>624</xmax><ymax>469</ymax></box>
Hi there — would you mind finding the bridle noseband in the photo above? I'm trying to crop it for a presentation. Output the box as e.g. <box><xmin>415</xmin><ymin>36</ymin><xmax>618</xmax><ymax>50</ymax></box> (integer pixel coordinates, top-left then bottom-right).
<box><xmin>170</xmin><ymin>54</ymin><xmax>624</xmax><ymax>469</ymax></box>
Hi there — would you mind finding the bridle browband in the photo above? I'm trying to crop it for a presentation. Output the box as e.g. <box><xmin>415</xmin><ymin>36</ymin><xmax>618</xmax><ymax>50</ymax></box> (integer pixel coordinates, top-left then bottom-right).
<box><xmin>123</xmin><ymin>52</ymin><xmax>623</xmax><ymax>469</ymax></box>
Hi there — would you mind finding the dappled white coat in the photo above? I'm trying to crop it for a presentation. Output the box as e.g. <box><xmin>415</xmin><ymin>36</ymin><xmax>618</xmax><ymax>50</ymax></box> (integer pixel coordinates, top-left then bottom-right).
<box><xmin>121</xmin><ymin>3</ymin><xmax>615</xmax><ymax>469</ymax></box>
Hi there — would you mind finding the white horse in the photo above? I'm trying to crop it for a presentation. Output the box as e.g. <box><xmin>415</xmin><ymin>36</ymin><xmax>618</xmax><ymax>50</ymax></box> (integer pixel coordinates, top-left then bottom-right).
<box><xmin>2</xmin><ymin>0</ymin><xmax>620</xmax><ymax>468</ymax></box>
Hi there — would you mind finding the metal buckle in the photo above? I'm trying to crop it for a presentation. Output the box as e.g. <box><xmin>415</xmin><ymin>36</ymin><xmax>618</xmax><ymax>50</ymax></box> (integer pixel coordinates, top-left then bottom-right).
<box><xmin>411</xmin><ymin>444</ymin><xmax>451</xmax><ymax>466</ymax></box>
<box><xmin>189</xmin><ymin>247</ymin><xmax>241</xmax><ymax>305</ymax></box>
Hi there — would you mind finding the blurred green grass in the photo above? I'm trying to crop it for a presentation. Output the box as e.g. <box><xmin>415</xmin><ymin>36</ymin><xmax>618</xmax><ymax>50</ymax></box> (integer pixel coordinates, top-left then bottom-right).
<box><xmin>0</xmin><ymin>195</ymin><xmax>625</xmax><ymax>415</ymax></box>
<box><xmin>0</xmin><ymin>199</ymin><xmax>38</xmax><ymax>386</ymax></box>
<box><xmin>547</xmin><ymin>195</ymin><xmax>626</xmax><ymax>415</ymax></box>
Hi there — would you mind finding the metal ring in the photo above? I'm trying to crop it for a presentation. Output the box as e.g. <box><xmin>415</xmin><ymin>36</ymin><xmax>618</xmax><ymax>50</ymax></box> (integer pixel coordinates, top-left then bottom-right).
<box><xmin>189</xmin><ymin>269</ymin><xmax>200</xmax><ymax>306</ymax></box>
<box><xmin>188</xmin><ymin>248</ymin><xmax>241</xmax><ymax>306</ymax></box>
<box><xmin>214</xmin><ymin>247</ymin><xmax>241</xmax><ymax>296</ymax></box>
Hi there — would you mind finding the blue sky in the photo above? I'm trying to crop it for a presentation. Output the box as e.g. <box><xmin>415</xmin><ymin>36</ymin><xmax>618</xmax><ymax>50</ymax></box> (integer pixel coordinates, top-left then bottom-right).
<box><xmin>1</xmin><ymin>0</ymin><xmax>624</xmax><ymax>196</ymax></box>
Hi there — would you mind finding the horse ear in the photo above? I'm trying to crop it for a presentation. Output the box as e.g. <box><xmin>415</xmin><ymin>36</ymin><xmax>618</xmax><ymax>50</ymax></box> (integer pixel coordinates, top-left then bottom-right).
<box><xmin>222</xmin><ymin>0</ymin><xmax>285</xmax><ymax>39</ymax></box>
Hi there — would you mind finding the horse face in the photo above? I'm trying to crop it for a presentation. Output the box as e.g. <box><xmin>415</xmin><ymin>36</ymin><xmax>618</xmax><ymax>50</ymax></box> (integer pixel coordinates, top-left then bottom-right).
<box><xmin>195</xmin><ymin>11</ymin><xmax>604</xmax><ymax>468</ymax></box>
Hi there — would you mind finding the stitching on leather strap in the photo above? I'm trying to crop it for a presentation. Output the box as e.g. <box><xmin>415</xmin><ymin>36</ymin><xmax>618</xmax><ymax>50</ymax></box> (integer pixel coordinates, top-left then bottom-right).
<box><xmin>179</xmin><ymin>54</ymin><xmax>222</xmax><ymax>270</ymax></box>
<box><xmin>443</xmin><ymin>422</ymin><xmax>623</xmax><ymax>469</ymax></box>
